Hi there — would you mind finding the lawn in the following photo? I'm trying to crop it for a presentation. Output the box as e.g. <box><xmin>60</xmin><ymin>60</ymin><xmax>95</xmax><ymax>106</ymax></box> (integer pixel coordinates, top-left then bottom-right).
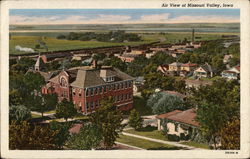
<box><xmin>180</xmin><ymin>141</ymin><xmax>210</xmax><ymax>149</ymax></box>
<box><xmin>124</xmin><ymin>127</ymin><xmax>168</xmax><ymax>141</ymax></box>
<box><xmin>133</xmin><ymin>96</ymin><xmax>153</xmax><ymax>116</ymax></box>
<box><xmin>44</xmin><ymin>110</ymin><xmax>56</xmax><ymax>114</ymax></box>
<box><xmin>31</xmin><ymin>113</ymin><xmax>42</xmax><ymax>118</ymax></box>
<box><xmin>9</xmin><ymin>36</ymin><xmax>155</xmax><ymax>55</ymax></box>
<box><xmin>117</xmin><ymin>134</ymin><xmax>184</xmax><ymax>150</ymax></box>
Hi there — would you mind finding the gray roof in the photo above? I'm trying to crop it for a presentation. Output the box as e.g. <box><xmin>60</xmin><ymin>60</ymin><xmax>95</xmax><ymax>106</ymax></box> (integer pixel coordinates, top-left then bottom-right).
<box><xmin>58</xmin><ymin>67</ymin><xmax>135</xmax><ymax>88</ymax></box>
<box><xmin>169</xmin><ymin>62</ymin><xmax>183</xmax><ymax>67</ymax></box>
<box><xmin>200</xmin><ymin>63</ymin><xmax>213</xmax><ymax>73</ymax></box>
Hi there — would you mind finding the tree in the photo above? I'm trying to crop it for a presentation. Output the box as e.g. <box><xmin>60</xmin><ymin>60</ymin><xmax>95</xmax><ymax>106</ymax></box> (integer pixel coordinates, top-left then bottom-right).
<box><xmin>147</xmin><ymin>92</ymin><xmax>187</xmax><ymax>115</ymax></box>
<box><xmin>9</xmin><ymin>121</ymin><xmax>58</xmax><ymax>150</ymax></box>
<box><xmin>50</xmin><ymin>121</ymin><xmax>72</xmax><ymax>149</ymax></box>
<box><xmin>211</xmin><ymin>55</ymin><xmax>225</xmax><ymax>75</ymax></box>
<box><xmin>102</xmin><ymin>56</ymin><xmax>127</xmax><ymax>72</ymax></box>
<box><xmin>55</xmin><ymin>99</ymin><xmax>77</xmax><ymax>121</ymax></box>
<box><xmin>23</xmin><ymin>72</ymin><xmax>45</xmax><ymax>93</ymax></box>
<box><xmin>150</xmin><ymin>52</ymin><xmax>175</xmax><ymax>66</ymax></box>
<box><xmin>9</xmin><ymin>89</ymin><xmax>23</xmax><ymax>106</ymax></box>
<box><xmin>67</xmin><ymin>124</ymin><xmax>103</xmax><ymax>150</ymax></box>
<box><xmin>128</xmin><ymin>109</ymin><xmax>143</xmax><ymax>130</ymax></box>
<box><xmin>220</xmin><ymin>116</ymin><xmax>240</xmax><ymax>150</ymax></box>
<box><xmin>9</xmin><ymin>105</ymin><xmax>31</xmax><ymax>123</ymax></box>
<box><xmin>89</xmin><ymin>97</ymin><xmax>124</xmax><ymax>149</ymax></box>
<box><xmin>126</xmin><ymin>56</ymin><xmax>149</xmax><ymax>77</ymax></box>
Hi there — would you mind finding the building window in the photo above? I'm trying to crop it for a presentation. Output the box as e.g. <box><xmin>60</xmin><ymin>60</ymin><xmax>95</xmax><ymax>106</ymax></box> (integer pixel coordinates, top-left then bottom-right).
<box><xmin>128</xmin><ymin>81</ymin><xmax>132</xmax><ymax>87</ymax></box>
<box><xmin>64</xmin><ymin>91</ymin><xmax>68</xmax><ymax>98</ymax></box>
<box><xmin>60</xmin><ymin>77</ymin><xmax>67</xmax><ymax>87</ymax></box>
<box><xmin>117</xmin><ymin>83</ymin><xmax>120</xmax><ymax>90</ymax></box>
<box><xmin>94</xmin><ymin>88</ymin><xmax>98</xmax><ymax>95</ymax></box>
<box><xmin>90</xmin><ymin>88</ymin><xmax>93</xmax><ymax>96</ymax></box>
<box><xmin>104</xmin><ymin>86</ymin><xmax>107</xmax><ymax>92</ymax></box>
<box><xmin>174</xmin><ymin>123</ymin><xmax>178</xmax><ymax>132</ymax></box>
<box><xmin>120</xmin><ymin>83</ymin><xmax>123</xmax><ymax>89</ymax></box>
<box><xmin>79</xmin><ymin>92</ymin><xmax>81</xmax><ymax>97</ymax></box>
<box><xmin>120</xmin><ymin>95</ymin><xmax>123</xmax><ymax>101</ymax></box>
<box><xmin>124</xmin><ymin>82</ymin><xmax>127</xmax><ymax>89</ymax></box>
<box><xmin>129</xmin><ymin>94</ymin><xmax>132</xmax><ymax>99</ymax></box>
<box><xmin>99</xmin><ymin>87</ymin><xmax>102</xmax><ymax>94</ymax></box>
<box><xmin>91</xmin><ymin>102</ymin><xmax>95</xmax><ymax>109</ymax></box>
<box><xmin>124</xmin><ymin>94</ymin><xmax>127</xmax><ymax>100</ymax></box>
<box><xmin>73</xmin><ymin>92</ymin><xmax>76</xmax><ymax>96</ymax></box>
<box><xmin>95</xmin><ymin>100</ymin><xmax>98</xmax><ymax>107</ymax></box>
<box><xmin>86</xmin><ymin>102</ymin><xmax>89</xmax><ymax>110</ymax></box>
<box><xmin>86</xmin><ymin>89</ymin><xmax>89</xmax><ymax>97</ymax></box>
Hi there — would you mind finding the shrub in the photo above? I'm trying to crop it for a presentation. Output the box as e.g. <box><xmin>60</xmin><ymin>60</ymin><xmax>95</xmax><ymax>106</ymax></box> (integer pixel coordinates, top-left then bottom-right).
<box><xmin>167</xmin><ymin>134</ymin><xmax>180</xmax><ymax>142</ymax></box>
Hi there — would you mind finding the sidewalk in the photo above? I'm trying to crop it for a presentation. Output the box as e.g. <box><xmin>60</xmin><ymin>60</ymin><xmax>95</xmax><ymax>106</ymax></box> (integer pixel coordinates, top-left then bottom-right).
<box><xmin>121</xmin><ymin>132</ymin><xmax>202</xmax><ymax>150</ymax></box>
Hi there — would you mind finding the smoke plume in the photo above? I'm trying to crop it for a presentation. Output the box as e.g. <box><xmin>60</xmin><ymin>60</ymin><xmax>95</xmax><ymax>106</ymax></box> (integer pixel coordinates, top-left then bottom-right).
<box><xmin>15</xmin><ymin>45</ymin><xmax>35</xmax><ymax>53</ymax></box>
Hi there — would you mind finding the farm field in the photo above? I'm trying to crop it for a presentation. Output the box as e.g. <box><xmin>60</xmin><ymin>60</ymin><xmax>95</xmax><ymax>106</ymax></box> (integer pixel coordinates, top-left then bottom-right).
<box><xmin>9</xmin><ymin>36</ymin><xmax>155</xmax><ymax>55</ymax></box>
<box><xmin>9</xmin><ymin>31</ymin><xmax>239</xmax><ymax>55</ymax></box>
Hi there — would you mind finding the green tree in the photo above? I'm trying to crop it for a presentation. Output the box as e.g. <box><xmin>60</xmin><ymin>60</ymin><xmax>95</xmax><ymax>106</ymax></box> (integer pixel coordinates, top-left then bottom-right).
<box><xmin>128</xmin><ymin>109</ymin><xmax>143</xmax><ymax>130</ymax></box>
<box><xmin>23</xmin><ymin>72</ymin><xmax>45</xmax><ymax>93</ymax></box>
<box><xmin>9</xmin><ymin>105</ymin><xmax>31</xmax><ymax>123</ymax></box>
<box><xmin>220</xmin><ymin>116</ymin><xmax>240</xmax><ymax>150</ymax></box>
<box><xmin>9</xmin><ymin>89</ymin><xmax>23</xmax><ymax>106</ymax></box>
<box><xmin>9</xmin><ymin>121</ymin><xmax>58</xmax><ymax>150</ymax></box>
<box><xmin>126</xmin><ymin>56</ymin><xmax>149</xmax><ymax>77</ymax></box>
<box><xmin>147</xmin><ymin>92</ymin><xmax>187</xmax><ymax>115</ymax></box>
<box><xmin>211</xmin><ymin>55</ymin><xmax>225</xmax><ymax>75</ymax></box>
<box><xmin>55</xmin><ymin>99</ymin><xmax>77</xmax><ymax>121</ymax></box>
<box><xmin>89</xmin><ymin>97</ymin><xmax>124</xmax><ymax>149</ymax></box>
<box><xmin>50</xmin><ymin>121</ymin><xmax>72</xmax><ymax>149</ymax></box>
<box><xmin>67</xmin><ymin>124</ymin><xmax>103</xmax><ymax>150</ymax></box>
<box><xmin>102</xmin><ymin>56</ymin><xmax>127</xmax><ymax>72</ymax></box>
<box><xmin>150</xmin><ymin>52</ymin><xmax>175</xmax><ymax>66</ymax></box>
<box><xmin>32</xmin><ymin>94</ymin><xmax>57</xmax><ymax>117</ymax></box>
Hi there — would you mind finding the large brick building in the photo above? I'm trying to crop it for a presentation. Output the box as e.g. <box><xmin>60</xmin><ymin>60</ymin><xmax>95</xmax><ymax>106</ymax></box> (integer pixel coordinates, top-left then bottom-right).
<box><xmin>42</xmin><ymin>66</ymin><xmax>134</xmax><ymax>114</ymax></box>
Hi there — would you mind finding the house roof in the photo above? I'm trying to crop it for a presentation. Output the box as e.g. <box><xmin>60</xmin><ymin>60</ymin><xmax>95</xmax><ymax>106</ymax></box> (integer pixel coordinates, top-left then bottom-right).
<box><xmin>163</xmin><ymin>90</ymin><xmax>186</xmax><ymax>99</ymax></box>
<box><xmin>43</xmin><ymin>52</ymin><xmax>72</xmax><ymax>60</ymax></box>
<box><xmin>235</xmin><ymin>65</ymin><xmax>240</xmax><ymax>72</ymax></box>
<box><xmin>200</xmin><ymin>63</ymin><xmax>213</xmax><ymax>73</ymax></box>
<box><xmin>169</xmin><ymin>62</ymin><xmax>183</xmax><ymax>67</ymax></box>
<box><xmin>157</xmin><ymin>108</ymin><xmax>199</xmax><ymax>127</ymax></box>
<box><xmin>182</xmin><ymin>62</ymin><xmax>197</xmax><ymax>67</ymax></box>
<box><xmin>156</xmin><ymin>110</ymin><xmax>182</xmax><ymax>119</ymax></box>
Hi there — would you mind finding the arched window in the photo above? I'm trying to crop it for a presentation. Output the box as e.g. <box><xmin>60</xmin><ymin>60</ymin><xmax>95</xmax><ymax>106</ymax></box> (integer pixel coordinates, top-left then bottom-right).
<box><xmin>60</xmin><ymin>77</ymin><xmax>67</xmax><ymax>87</ymax></box>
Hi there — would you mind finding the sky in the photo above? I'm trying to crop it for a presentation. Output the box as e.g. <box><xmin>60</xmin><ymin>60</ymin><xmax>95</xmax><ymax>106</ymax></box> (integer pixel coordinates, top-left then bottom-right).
<box><xmin>9</xmin><ymin>9</ymin><xmax>240</xmax><ymax>25</ymax></box>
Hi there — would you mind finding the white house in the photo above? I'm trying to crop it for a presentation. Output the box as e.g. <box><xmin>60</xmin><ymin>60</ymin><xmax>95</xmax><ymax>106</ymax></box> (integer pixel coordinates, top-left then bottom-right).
<box><xmin>194</xmin><ymin>63</ymin><xmax>214</xmax><ymax>78</ymax></box>
<box><xmin>221</xmin><ymin>65</ymin><xmax>240</xmax><ymax>80</ymax></box>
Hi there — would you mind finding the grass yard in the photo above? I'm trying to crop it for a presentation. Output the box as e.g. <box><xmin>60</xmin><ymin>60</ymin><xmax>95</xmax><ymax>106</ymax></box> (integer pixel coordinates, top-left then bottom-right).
<box><xmin>44</xmin><ymin>110</ymin><xmax>56</xmax><ymax>114</ymax></box>
<box><xmin>9</xmin><ymin>36</ymin><xmax>155</xmax><ymax>55</ymax></box>
<box><xmin>31</xmin><ymin>113</ymin><xmax>42</xmax><ymax>118</ymax></box>
<box><xmin>180</xmin><ymin>141</ymin><xmax>210</xmax><ymax>149</ymax></box>
<box><xmin>124</xmin><ymin>127</ymin><xmax>168</xmax><ymax>141</ymax></box>
<box><xmin>117</xmin><ymin>134</ymin><xmax>184</xmax><ymax>150</ymax></box>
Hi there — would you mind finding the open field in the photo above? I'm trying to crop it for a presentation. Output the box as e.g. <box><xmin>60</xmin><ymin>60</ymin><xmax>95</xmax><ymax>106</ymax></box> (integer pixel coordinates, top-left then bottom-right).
<box><xmin>117</xmin><ymin>134</ymin><xmax>184</xmax><ymax>150</ymax></box>
<box><xmin>9</xmin><ymin>36</ymin><xmax>155</xmax><ymax>55</ymax></box>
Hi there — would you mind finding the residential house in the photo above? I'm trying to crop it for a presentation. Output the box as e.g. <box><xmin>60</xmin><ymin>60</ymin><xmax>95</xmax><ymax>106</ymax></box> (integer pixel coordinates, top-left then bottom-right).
<box><xmin>42</xmin><ymin>66</ymin><xmax>134</xmax><ymax>114</ymax></box>
<box><xmin>221</xmin><ymin>65</ymin><xmax>240</xmax><ymax>80</ymax></box>
<box><xmin>180</xmin><ymin>62</ymin><xmax>198</xmax><ymax>77</ymax></box>
<box><xmin>157</xmin><ymin>64</ymin><xmax>169</xmax><ymax>75</ymax></box>
<box><xmin>193</xmin><ymin>63</ymin><xmax>214</xmax><ymax>78</ymax></box>
<box><xmin>168</xmin><ymin>62</ymin><xmax>183</xmax><ymax>72</ymax></box>
<box><xmin>156</xmin><ymin>108</ymin><xmax>199</xmax><ymax>136</ymax></box>
<box><xmin>223</xmin><ymin>54</ymin><xmax>233</xmax><ymax>64</ymax></box>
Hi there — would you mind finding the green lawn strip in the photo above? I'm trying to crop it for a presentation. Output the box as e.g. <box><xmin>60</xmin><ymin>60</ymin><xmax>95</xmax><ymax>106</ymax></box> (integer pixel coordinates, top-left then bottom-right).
<box><xmin>180</xmin><ymin>141</ymin><xmax>210</xmax><ymax>149</ymax></box>
<box><xmin>44</xmin><ymin>110</ymin><xmax>56</xmax><ymax>114</ymax></box>
<box><xmin>124</xmin><ymin>129</ymin><xmax>168</xmax><ymax>141</ymax></box>
<box><xmin>117</xmin><ymin>134</ymin><xmax>184</xmax><ymax>150</ymax></box>
<box><xmin>31</xmin><ymin>113</ymin><xmax>42</xmax><ymax>118</ymax></box>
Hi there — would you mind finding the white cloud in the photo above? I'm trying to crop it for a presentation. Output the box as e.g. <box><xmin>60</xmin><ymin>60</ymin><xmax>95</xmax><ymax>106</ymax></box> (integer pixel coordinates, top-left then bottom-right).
<box><xmin>140</xmin><ymin>13</ymin><xmax>170</xmax><ymax>22</ymax></box>
<box><xmin>10</xmin><ymin>14</ymin><xmax>239</xmax><ymax>25</ymax></box>
<box><xmin>167</xmin><ymin>15</ymin><xmax>239</xmax><ymax>23</ymax></box>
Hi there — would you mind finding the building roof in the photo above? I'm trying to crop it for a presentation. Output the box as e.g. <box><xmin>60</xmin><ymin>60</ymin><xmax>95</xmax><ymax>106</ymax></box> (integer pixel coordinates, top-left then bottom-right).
<box><xmin>182</xmin><ymin>62</ymin><xmax>197</xmax><ymax>67</ymax></box>
<box><xmin>199</xmin><ymin>63</ymin><xmax>213</xmax><ymax>73</ymax></box>
<box><xmin>156</xmin><ymin>110</ymin><xmax>182</xmax><ymax>119</ymax></box>
<box><xmin>169</xmin><ymin>62</ymin><xmax>183</xmax><ymax>67</ymax></box>
<box><xmin>35</xmin><ymin>56</ymin><xmax>44</xmax><ymax>68</ymax></box>
<box><xmin>43</xmin><ymin>52</ymin><xmax>72</xmax><ymax>60</ymax></box>
<box><xmin>157</xmin><ymin>108</ymin><xmax>199</xmax><ymax>127</ymax></box>
<box><xmin>163</xmin><ymin>90</ymin><xmax>186</xmax><ymax>99</ymax></box>
<box><xmin>69</xmin><ymin>67</ymin><xmax>133</xmax><ymax>88</ymax></box>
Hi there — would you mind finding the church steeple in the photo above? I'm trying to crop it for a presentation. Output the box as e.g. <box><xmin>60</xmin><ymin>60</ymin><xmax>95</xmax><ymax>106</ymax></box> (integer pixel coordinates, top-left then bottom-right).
<box><xmin>35</xmin><ymin>53</ymin><xmax>45</xmax><ymax>71</ymax></box>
